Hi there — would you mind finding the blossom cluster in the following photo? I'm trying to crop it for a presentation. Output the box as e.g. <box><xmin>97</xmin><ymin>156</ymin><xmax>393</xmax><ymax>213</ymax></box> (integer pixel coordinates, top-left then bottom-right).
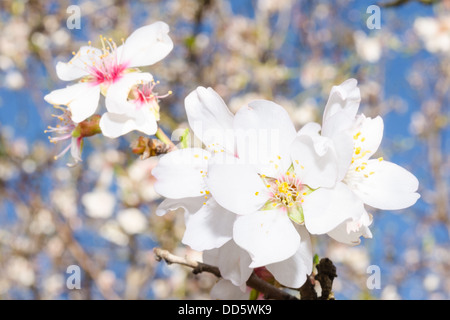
<box><xmin>152</xmin><ymin>80</ymin><xmax>420</xmax><ymax>298</ymax></box>
<box><xmin>44</xmin><ymin>21</ymin><xmax>420</xmax><ymax>299</ymax></box>
<box><xmin>44</xmin><ymin>22</ymin><xmax>173</xmax><ymax>164</ymax></box>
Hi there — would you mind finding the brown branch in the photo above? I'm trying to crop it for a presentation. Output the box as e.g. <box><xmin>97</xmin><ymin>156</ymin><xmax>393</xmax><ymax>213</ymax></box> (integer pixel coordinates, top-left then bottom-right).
<box><xmin>299</xmin><ymin>275</ymin><xmax>317</xmax><ymax>300</ymax></box>
<box><xmin>153</xmin><ymin>247</ymin><xmax>298</xmax><ymax>300</ymax></box>
<box><xmin>315</xmin><ymin>258</ymin><xmax>337</xmax><ymax>300</ymax></box>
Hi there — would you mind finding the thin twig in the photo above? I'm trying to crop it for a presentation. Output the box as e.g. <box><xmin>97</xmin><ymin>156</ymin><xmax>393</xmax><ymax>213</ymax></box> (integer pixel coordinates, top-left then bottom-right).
<box><xmin>153</xmin><ymin>247</ymin><xmax>298</xmax><ymax>300</ymax></box>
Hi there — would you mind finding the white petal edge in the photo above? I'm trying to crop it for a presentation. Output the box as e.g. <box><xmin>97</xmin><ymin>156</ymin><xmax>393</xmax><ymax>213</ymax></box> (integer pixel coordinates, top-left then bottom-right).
<box><xmin>233</xmin><ymin>209</ymin><xmax>300</xmax><ymax>268</ymax></box>
<box><xmin>323</xmin><ymin>78</ymin><xmax>361</xmax><ymax>124</ymax></box>
<box><xmin>182</xmin><ymin>199</ymin><xmax>235</xmax><ymax>251</ymax></box>
<box><xmin>266</xmin><ymin>225</ymin><xmax>312</xmax><ymax>288</ymax></box>
<box><xmin>55</xmin><ymin>46</ymin><xmax>102</xmax><ymax>81</ymax></box>
<box><xmin>302</xmin><ymin>182</ymin><xmax>366</xmax><ymax>235</ymax></box>
<box><xmin>155</xmin><ymin>197</ymin><xmax>204</xmax><ymax>217</ymax></box>
<box><xmin>206</xmin><ymin>154</ymin><xmax>268</xmax><ymax>215</ymax></box>
<box><xmin>152</xmin><ymin>148</ymin><xmax>211</xmax><ymax>199</ymax></box>
<box><xmin>185</xmin><ymin>86</ymin><xmax>235</xmax><ymax>154</ymax></box>
<box><xmin>104</xmin><ymin>72</ymin><xmax>154</xmax><ymax>114</ymax></box>
<box><xmin>203</xmin><ymin>240</ymin><xmax>253</xmax><ymax>287</ymax></box>
<box><xmin>234</xmin><ymin>99</ymin><xmax>297</xmax><ymax>177</ymax></box>
<box><xmin>44</xmin><ymin>82</ymin><xmax>100</xmax><ymax>123</ymax></box>
<box><xmin>327</xmin><ymin>210</ymin><xmax>373</xmax><ymax>245</ymax></box>
<box><xmin>99</xmin><ymin>109</ymin><xmax>157</xmax><ymax>138</ymax></box>
<box><xmin>117</xmin><ymin>21</ymin><xmax>174</xmax><ymax>68</ymax></box>
<box><xmin>347</xmin><ymin>159</ymin><xmax>420</xmax><ymax>210</ymax></box>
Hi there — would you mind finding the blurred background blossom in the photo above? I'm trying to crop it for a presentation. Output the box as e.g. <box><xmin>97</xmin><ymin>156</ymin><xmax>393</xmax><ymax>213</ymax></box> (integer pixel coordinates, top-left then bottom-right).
<box><xmin>0</xmin><ymin>0</ymin><xmax>448</xmax><ymax>299</ymax></box>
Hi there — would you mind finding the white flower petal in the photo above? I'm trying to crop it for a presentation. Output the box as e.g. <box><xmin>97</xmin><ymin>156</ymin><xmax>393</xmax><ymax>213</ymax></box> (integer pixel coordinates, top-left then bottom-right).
<box><xmin>185</xmin><ymin>86</ymin><xmax>235</xmax><ymax>154</ymax></box>
<box><xmin>155</xmin><ymin>197</ymin><xmax>204</xmax><ymax>216</ymax></box>
<box><xmin>105</xmin><ymin>72</ymin><xmax>153</xmax><ymax>114</ymax></box>
<box><xmin>302</xmin><ymin>182</ymin><xmax>365</xmax><ymax>234</ymax></box>
<box><xmin>233</xmin><ymin>209</ymin><xmax>300</xmax><ymax>267</ymax></box>
<box><xmin>210</xmin><ymin>279</ymin><xmax>249</xmax><ymax>300</ymax></box>
<box><xmin>327</xmin><ymin>210</ymin><xmax>373</xmax><ymax>245</ymax></box>
<box><xmin>56</xmin><ymin>46</ymin><xmax>102</xmax><ymax>81</ymax></box>
<box><xmin>206</xmin><ymin>154</ymin><xmax>267</xmax><ymax>215</ymax></box>
<box><xmin>182</xmin><ymin>199</ymin><xmax>235</xmax><ymax>251</ymax></box>
<box><xmin>203</xmin><ymin>240</ymin><xmax>253</xmax><ymax>286</ymax></box>
<box><xmin>44</xmin><ymin>82</ymin><xmax>100</xmax><ymax>123</ymax></box>
<box><xmin>348</xmin><ymin>159</ymin><xmax>420</xmax><ymax>210</ymax></box>
<box><xmin>321</xmin><ymin>107</ymin><xmax>355</xmax><ymax>139</ymax></box>
<box><xmin>291</xmin><ymin>134</ymin><xmax>338</xmax><ymax>189</ymax></box>
<box><xmin>117</xmin><ymin>21</ymin><xmax>173</xmax><ymax>68</ymax></box>
<box><xmin>351</xmin><ymin>115</ymin><xmax>384</xmax><ymax>161</ymax></box>
<box><xmin>266</xmin><ymin>225</ymin><xmax>312</xmax><ymax>288</ymax></box>
<box><xmin>297</xmin><ymin>122</ymin><xmax>321</xmax><ymax>136</ymax></box>
<box><xmin>99</xmin><ymin>109</ymin><xmax>157</xmax><ymax>138</ymax></box>
<box><xmin>331</xmin><ymin>130</ymin><xmax>354</xmax><ymax>181</ymax></box>
<box><xmin>70</xmin><ymin>137</ymin><xmax>82</xmax><ymax>163</ymax></box>
<box><xmin>323</xmin><ymin>78</ymin><xmax>361</xmax><ymax>124</ymax></box>
<box><xmin>152</xmin><ymin>148</ymin><xmax>211</xmax><ymax>199</ymax></box>
<box><xmin>234</xmin><ymin>100</ymin><xmax>297</xmax><ymax>176</ymax></box>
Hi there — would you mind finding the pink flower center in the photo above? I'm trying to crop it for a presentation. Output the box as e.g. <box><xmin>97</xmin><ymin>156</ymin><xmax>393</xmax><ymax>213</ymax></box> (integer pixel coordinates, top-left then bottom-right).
<box><xmin>261</xmin><ymin>171</ymin><xmax>306</xmax><ymax>209</ymax></box>
<box><xmin>81</xmin><ymin>37</ymin><xmax>129</xmax><ymax>86</ymax></box>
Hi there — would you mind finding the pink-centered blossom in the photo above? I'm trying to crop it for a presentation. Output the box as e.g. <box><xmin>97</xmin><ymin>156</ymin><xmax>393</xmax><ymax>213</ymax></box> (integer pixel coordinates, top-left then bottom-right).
<box><xmin>100</xmin><ymin>79</ymin><xmax>172</xmax><ymax>138</ymax></box>
<box><xmin>44</xmin><ymin>22</ymin><xmax>173</xmax><ymax>123</ymax></box>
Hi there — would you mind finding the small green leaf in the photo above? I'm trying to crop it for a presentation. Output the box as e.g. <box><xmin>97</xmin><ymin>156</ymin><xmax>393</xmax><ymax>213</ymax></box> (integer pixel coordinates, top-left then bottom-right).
<box><xmin>179</xmin><ymin>128</ymin><xmax>190</xmax><ymax>149</ymax></box>
<box><xmin>313</xmin><ymin>254</ymin><xmax>320</xmax><ymax>267</ymax></box>
<box><xmin>249</xmin><ymin>289</ymin><xmax>259</xmax><ymax>300</ymax></box>
<box><xmin>287</xmin><ymin>203</ymin><xmax>304</xmax><ymax>224</ymax></box>
<box><xmin>301</xmin><ymin>185</ymin><xmax>315</xmax><ymax>196</ymax></box>
<box><xmin>261</xmin><ymin>200</ymin><xmax>278</xmax><ymax>211</ymax></box>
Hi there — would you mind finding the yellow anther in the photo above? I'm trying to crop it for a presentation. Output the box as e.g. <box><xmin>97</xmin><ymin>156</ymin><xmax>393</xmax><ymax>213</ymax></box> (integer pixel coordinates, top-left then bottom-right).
<box><xmin>255</xmin><ymin>192</ymin><xmax>259</xmax><ymax>196</ymax></box>
<box><xmin>277</xmin><ymin>182</ymin><xmax>289</xmax><ymax>194</ymax></box>
<box><xmin>355</xmin><ymin>147</ymin><xmax>361</xmax><ymax>155</ymax></box>
<box><xmin>353</xmin><ymin>132</ymin><xmax>361</xmax><ymax>140</ymax></box>
<box><xmin>378</xmin><ymin>157</ymin><xmax>383</xmax><ymax>162</ymax></box>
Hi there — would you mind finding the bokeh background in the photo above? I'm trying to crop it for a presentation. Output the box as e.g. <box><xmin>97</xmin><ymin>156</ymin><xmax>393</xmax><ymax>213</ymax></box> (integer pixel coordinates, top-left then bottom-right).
<box><xmin>0</xmin><ymin>0</ymin><xmax>448</xmax><ymax>300</ymax></box>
